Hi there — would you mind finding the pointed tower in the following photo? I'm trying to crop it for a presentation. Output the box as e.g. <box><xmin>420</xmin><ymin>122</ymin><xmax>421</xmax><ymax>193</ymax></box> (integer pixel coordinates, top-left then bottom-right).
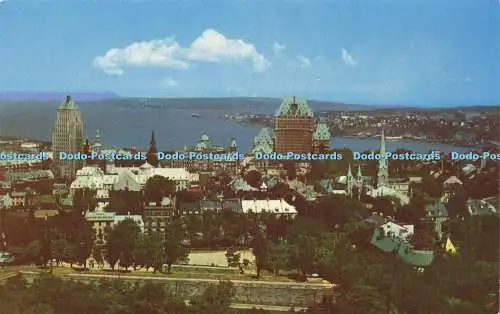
<box><xmin>377</xmin><ymin>128</ymin><xmax>389</xmax><ymax>188</ymax></box>
<box><xmin>229</xmin><ymin>137</ymin><xmax>237</xmax><ymax>152</ymax></box>
<box><xmin>147</xmin><ymin>130</ymin><xmax>158</xmax><ymax>167</ymax></box>
<box><xmin>93</xmin><ymin>129</ymin><xmax>102</xmax><ymax>153</ymax></box>
<box><xmin>357</xmin><ymin>164</ymin><xmax>363</xmax><ymax>200</ymax></box>
<box><xmin>346</xmin><ymin>164</ymin><xmax>354</xmax><ymax>197</ymax></box>
<box><xmin>83</xmin><ymin>138</ymin><xmax>91</xmax><ymax>155</ymax></box>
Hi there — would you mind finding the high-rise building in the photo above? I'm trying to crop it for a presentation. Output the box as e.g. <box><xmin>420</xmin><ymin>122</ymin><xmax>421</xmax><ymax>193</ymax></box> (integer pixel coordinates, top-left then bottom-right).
<box><xmin>274</xmin><ymin>97</ymin><xmax>315</xmax><ymax>153</ymax></box>
<box><xmin>52</xmin><ymin>95</ymin><xmax>84</xmax><ymax>180</ymax></box>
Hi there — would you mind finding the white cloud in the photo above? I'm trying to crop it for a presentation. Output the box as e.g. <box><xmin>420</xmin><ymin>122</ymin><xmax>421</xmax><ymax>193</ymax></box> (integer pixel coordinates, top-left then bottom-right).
<box><xmin>93</xmin><ymin>29</ymin><xmax>270</xmax><ymax>75</ymax></box>
<box><xmin>341</xmin><ymin>48</ymin><xmax>358</xmax><ymax>66</ymax></box>
<box><xmin>273</xmin><ymin>42</ymin><xmax>286</xmax><ymax>55</ymax></box>
<box><xmin>161</xmin><ymin>78</ymin><xmax>179</xmax><ymax>88</ymax></box>
<box><xmin>297</xmin><ymin>55</ymin><xmax>311</xmax><ymax>68</ymax></box>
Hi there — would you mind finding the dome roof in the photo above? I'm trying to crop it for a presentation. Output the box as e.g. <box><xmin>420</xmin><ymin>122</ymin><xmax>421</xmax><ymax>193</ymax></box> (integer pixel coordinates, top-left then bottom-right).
<box><xmin>200</xmin><ymin>134</ymin><xmax>210</xmax><ymax>141</ymax></box>
<box><xmin>313</xmin><ymin>121</ymin><xmax>331</xmax><ymax>141</ymax></box>
<box><xmin>275</xmin><ymin>96</ymin><xmax>313</xmax><ymax>117</ymax></box>
<box><xmin>230</xmin><ymin>137</ymin><xmax>237</xmax><ymax>148</ymax></box>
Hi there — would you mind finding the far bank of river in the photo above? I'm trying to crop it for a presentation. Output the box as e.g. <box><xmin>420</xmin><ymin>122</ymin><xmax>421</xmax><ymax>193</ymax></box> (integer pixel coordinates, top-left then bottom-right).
<box><xmin>330</xmin><ymin>137</ymin><xmax>471</xmax><ymax>154</ymax></box>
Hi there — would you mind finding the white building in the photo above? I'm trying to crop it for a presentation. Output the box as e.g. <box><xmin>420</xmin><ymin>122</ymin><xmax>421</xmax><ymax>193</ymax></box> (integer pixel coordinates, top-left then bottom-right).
<box><xmin>367</xmin><ymin>185</ymin><xmax>410</xmax><ymax>205</ymax></box>
<box><xmin>113</xmin><ymin>163</ymin><xmax>198</xmax><ymax>192</ymax></box>
<box><xmin>241</xmin><ymin>199</ymin><xmax>297</xmax><ymax>216</ymax></box>
<box><xmin>70</xmin><ymin>166</ymin><xmax>119</xmax><ymax>192</ymax></box>
<box><xmin>379</xmin><ymin>221</ymin><xmax>414</xmax><ymax>242</ymax></box>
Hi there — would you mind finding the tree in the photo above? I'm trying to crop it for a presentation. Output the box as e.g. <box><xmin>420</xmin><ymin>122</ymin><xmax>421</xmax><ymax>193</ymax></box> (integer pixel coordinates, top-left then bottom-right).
<box><xmin>371</xmin><ymin>196</ymin><xmax>395</xmax><ymax>217</ymax></box>
<box><xmin>71</xmin><ymin>221</ymin><xmax>94</xmax><ymax>268</ymax></box>
<box><xmin>421</xmin><ymin>175</ymin><xmax>442</xmax><ymax>198</ymax></box>
<box><xmin>74</xmin><ymin>188</ymin><xmax>97</xmax><ymax>214</ymax></box>
<box><xmin>134</xmin><ymin>232</ymin><xmax>166</xmax><ymax>272</ymax></box>
<box><xmin>92</xmin><ymin>245</ymin><xmax>104</xmax><ymax>268</ymax></box>
<box><xmin>189</xmin><ymin>281</ymin><xmax>234</xmax><ymax>314</ymax></box>
<box><xmin>266</xmin><ymin>239</ymin><xmax>291</xmax><ymax>276</ymax></box>
<box><xmin>51</xmin><ymin>234</ymin><xmax>74</xmax><ymax>266</ymax></box>
<box><xmin>105</xmin><ymin>219</ymin><xmax>141</xmax><ymax>269</ymax></box>
<box><xmin>164</xmin><ymin>219</ymin><xmax>189</xmax><ymax>273</ymax></box>
<box><xmin>395</xmin><ymin>194</ymin><xmax>426</xmax><ymax>224</ymax></box>
<box><xmin>144</xmin><ymin>175</ymin><xmax>176</xmax><ymax>204</ymax></box>
<box><xmin>244</xmin><ymin>170</ymin><xmax>262</xmax><ymax>188</ymax></box>
<box><xmin>250</xmin><ymin>227</ymin><xmax>267</xmax><ymax>279</ymax></box>
<box><xmin>446</xmin><ymin>189</ymin><xmax>468</xmax><ymax>219</ymax></box>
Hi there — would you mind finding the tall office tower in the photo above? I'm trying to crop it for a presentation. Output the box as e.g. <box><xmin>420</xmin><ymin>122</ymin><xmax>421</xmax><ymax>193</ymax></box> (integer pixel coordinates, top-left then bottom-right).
<box><xmin>52</xmin><ymin>95</ymin><xmax>84</xmax><ymax>180</ymax></box>
<box><xmin>274</xmin><ymin>97</ymin><xmax>315</xmax><ymax>153</ymax></box>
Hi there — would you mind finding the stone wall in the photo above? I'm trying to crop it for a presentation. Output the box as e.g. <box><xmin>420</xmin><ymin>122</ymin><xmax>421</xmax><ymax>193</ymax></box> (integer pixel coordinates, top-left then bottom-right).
<box><xmin>19</xmin><ymin>272</ymin><xmax>334</xmax><ymax>308</ymax></box>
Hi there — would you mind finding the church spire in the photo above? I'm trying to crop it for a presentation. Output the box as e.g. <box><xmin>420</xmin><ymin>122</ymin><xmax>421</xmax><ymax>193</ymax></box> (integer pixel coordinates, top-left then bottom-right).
<box><xmin>357</xmin><ymin>164</ymin><xmax>362</xmax><ymax>179</ymax></box>
<box><xmin>347</xmin><ymin>164</ymin><xmax>353</xmax><ymax>177</ymax></box>
<box><xmin>150</xmin><ymin>130</ymin><xmax>156</xmax><ymax>146</ymax></box>
<box><xmin>380</xmin><ymin>127</ymin><xmax>386</xmax><ymax>155</ymax></box>
<box><xmin>147</xmin><ymin>130</ymin><xmax>158</xmax><ymax>167</ymax></box>
<box><xmin>377</xmin><ymin>127</ymin><xmax>389</xmax><ymax>188</ymax></box>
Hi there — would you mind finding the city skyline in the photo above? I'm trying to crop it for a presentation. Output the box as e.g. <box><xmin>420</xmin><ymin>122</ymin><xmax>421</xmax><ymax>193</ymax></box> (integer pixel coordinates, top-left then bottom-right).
<box><xmin>0</xmin><ymin>1</ymin><xmax>498</xmax><ymax>106</ymax></box>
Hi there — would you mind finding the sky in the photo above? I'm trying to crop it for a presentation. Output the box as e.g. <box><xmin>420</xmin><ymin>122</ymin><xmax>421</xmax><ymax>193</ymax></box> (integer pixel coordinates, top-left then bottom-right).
<box><xmin>0</xmin><ymin>0</ymin><xmax>498</xmax><ymax>106</ymax></box>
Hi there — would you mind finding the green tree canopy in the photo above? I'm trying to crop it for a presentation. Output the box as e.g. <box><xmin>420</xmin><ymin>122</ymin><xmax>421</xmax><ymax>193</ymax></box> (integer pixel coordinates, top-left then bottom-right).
<box><xmin>144</xmin><ymin>175</ymin><xmax>176</xmax><ymax>204</ymax></box>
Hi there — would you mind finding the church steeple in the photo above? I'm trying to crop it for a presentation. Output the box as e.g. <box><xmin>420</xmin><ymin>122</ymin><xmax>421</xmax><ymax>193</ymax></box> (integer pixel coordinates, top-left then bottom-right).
<box><xmin>147</xmin><ymin>130</ymin><xmax>158</xmax><ymax>167</ymax></box>
<box><xmin>150</xmin><ymin>130</ymin><xmax>156</xmax><ymax>146</ymax></box>
<box><xmin>377</xmin><ymin>127</ymin><xmax>389</xmax><ymax>188</ymax></box>
<box><xmin>93</xmin><ymin>129</ymin><xmax>102</xmax><ymax>152</ymax></box>
<box><xmin>346</xmin><ymin>164</ymin><xmax>354</xmax><ymax>197</ymax></box>
<box><xmin>83</xmin><ymin>138</ymin><xmax>91</xmax><ymax>155</ymax></box>
<box><xmin>347</xmin><ymin>164</ymin><xmax>353</xmax><ymax>178</ymax></box>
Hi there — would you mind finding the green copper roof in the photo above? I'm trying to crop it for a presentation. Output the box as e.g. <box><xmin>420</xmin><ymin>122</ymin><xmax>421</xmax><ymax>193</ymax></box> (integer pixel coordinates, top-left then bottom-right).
<box><xmin>275</xmin><ymin>96</ymin><xmax>313</xmax><ymax>117</ymax></box>
<box><xmin>313</xmin><ymin>121</ymin><xmax>331</xmax><ymax>141</ymax></box>
<box><xmin>371</xmin><ymin>228</ymin><xmax>434</xmax><ymax>267</ymax></box>
<box><xmin>255</xmin><ymin>128</ymin><xmax>273</xmax><ymax>145</ymax></box>
<box><xmin>319</xmin><ymin>180</ymin><xmax>333</xmax><ymax>193</ymax></box>
<box><xmin>196</xmin><ymin>134</ymin><xmax>212</xmax><ymax>150</ymax></box>
<box><xmin>400</xmin><ymin>247</ymin><xmax>434</xmax><ymax>267</ymax></box>
<box><xmin>59</xmin><ymin>95</ymin><xmax>77</xmax><ymax>110</ymax></box>
<box><xmin>252</xmin><ymin>128</ymin><xmax>273</xmax><ymax>154</ymax></box>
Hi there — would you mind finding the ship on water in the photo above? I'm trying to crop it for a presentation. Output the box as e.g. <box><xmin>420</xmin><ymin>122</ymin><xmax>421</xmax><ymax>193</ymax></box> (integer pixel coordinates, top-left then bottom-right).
<box><xmin>192</xmin><ymin>113</ymin><xmax>200</xmax><ymax>118</ymax></box>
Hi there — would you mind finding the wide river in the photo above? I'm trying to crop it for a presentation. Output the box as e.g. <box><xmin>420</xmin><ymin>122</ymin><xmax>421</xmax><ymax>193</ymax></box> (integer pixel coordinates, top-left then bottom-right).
<box><xmin>2</xmin><ymin>106</ymin><xmax>474</xmax><ymax>154</ymax></box>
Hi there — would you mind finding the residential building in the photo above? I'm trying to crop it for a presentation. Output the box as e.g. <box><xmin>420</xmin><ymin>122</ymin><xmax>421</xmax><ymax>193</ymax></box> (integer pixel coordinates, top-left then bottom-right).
<box><xmin>143</xmin><ymin>197</ymin><xmax>175</xmax><ymax>237</ymax></box>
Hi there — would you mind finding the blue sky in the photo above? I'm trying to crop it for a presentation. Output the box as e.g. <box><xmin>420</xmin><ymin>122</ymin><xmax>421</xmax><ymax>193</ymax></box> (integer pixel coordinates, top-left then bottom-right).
<box><xmin>0</xmin><ymin>0</ymin><xmax>498</xmax><ymax>106</ymax></box>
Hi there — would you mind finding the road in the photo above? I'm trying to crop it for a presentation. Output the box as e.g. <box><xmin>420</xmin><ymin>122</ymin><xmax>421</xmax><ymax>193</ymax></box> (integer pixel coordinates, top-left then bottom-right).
<box><xmin>63</xmin><ymin>272</ymin><xmax>333</xmax><ymax>287</ymax></box>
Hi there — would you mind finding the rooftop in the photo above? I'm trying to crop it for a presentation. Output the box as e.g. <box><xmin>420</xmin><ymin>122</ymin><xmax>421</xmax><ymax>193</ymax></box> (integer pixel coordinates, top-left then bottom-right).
<box><xmin>275</xmin><ymin>97</ymin><xmax>313</xmax><ymax>118</ymax></box>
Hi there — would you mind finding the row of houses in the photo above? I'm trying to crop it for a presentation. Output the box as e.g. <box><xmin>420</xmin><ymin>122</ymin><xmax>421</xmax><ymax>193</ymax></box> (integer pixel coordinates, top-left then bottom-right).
<box><xmin>84</xmin><ymin>196</ymin><xmax>297</xmax><ymax>245</ymax></box>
